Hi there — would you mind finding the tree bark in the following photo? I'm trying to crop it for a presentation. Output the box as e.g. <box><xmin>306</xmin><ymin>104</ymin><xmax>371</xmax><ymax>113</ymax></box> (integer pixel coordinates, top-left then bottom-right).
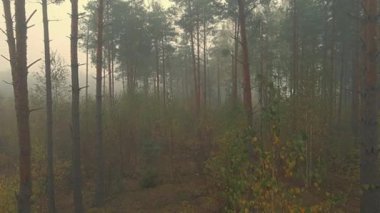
<box><xmin>291</xmin><ymin>0</ymin><xmax>299</xmax><ymax>133</ymax></box>
<box><xmin>94</xmin><ymin>0</ymin><xmax>105</xmax><ymax>207</ymax></box>
<box><xmin>70</xmin><ymin>0</ymin><xmax>84</xmax><ymax>211</ymax></box>
<box><xmin>155</xmin><ymin>40</ymin><xmax>160</xmax><ymax>100</ymax></box>
<box><xmin>237</xmin><ymin>0</ymin><xmax>253</xmax><ymax>125</ymax></box>
<box><xmin>2</xmin><ymin>0</ymin><xmax>32</xmax><ymax>211</ymax></box>
<box><xmin>196</xmin><ymin>6</ymin><xmax>201</xmax><ymax>111</ymax></box>
<box><xmin>203</xmin><ymin>12</ymin><xmax>207</xmax><ymax>107</ymax></box>
<box><xmin>162</xmin><ymin>35</ymin><xmax>166</xmax><ymax>107</ymax></box>
<box><xmin>42</xmin><ymin>0</ymin><xmax>56</xmax><ymax>211</ymax></box>
<box><xmin>232</xmin><ymin>17</ymin><xmax>239</xmax><ymax>104</ymax></box>
<box><xmin>217</xmin><ymin>57</ymin><xmax>221</xmax><ymax>105</ymax></box>
<box><xmin>15</xmin><ymin>0</ymin><xmax>31</xmax><ymax>211</ymax></box>
<box><xmin>85</xmin><ymin>22</ymin><xmax>89</xmax><ymax>107</ymax></box>
<box><xmin>188</xmin><ymin>0</ymin><xmax>199</xmax><ymax>115</ymax></box>
<box><xmin>360</xmin><ymin>0</ymin><xmax>380</xmax><ymax>211</ymax></box>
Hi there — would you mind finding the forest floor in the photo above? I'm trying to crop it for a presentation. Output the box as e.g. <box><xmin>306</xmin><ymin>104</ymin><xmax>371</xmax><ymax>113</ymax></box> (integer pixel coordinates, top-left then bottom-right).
<box><xmin>99</xmin><ymin>175</ymin><xmax>219</xmax><ymax>212</ymax></box>
<box><xmin>58</xmin><ymin>176</ymin><xmax>219</xmax><ymax>213</ymax></box>
<box><xmin>57</xmin><ymin>138</ymin><xmax>221</xmax><ymax>212</ymax></box>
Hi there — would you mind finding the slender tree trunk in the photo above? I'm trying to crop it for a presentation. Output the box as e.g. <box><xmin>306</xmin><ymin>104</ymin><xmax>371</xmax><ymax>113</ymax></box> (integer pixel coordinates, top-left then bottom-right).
<box><xmin>360</xmin><ymin>0</ymin><xmax>380</xmax><ymax>211</ymax></box>
<box><xmin>237</xmin><ymin>0</ymin><xmax>253</xmax><ymax>125</ymax></box>
<box><xmin>162</xmin><ymin>35</ymin><xmax>166</xmax><ymax>107</ymax></box>
<box><xmin>155</xmin><ymin>40</ymin><xmax>160</xmax><ymax>100</ymax></box>
<box><xmin>337</xmin><ymin>46</ymin><xmax>344</xmax><ymax>125</ymax></box>
<box><xmin>196</xmin><ymin>10</ymin><xmax>201</xmax><ymax>111</ymax></box>
<box><xmin>203</xmin><ymin>13</ymin><xmax>207</xmax><ymax>107</ymax></box>
<box><xmin>70</xmin><ymin>0</ymin><xmax>84</xmax><ymax>211</ymax></box>
<box><xmin>2</xmin><ymin>0</ymin><xmax>32</xmax><ymax>211</ymax></box>
<box><xmin>122</xmin><ymin>70</ymin><xmax>126</xmax><ymax>92</ymax></box>
<box><xmin>291</xmin><ymin>0</ymin><xmax>299</xmax><ymax>133</ymax></box>
<box><xmin>329</xmin><ymin>0</ymin><xmax>336</xmax><ymax>127</ymax></box>
<box><xmin>42</xmin><ymin>0</ymin><xmax>56</xmax><ymax>211</ymax></box>
<box><xmin>144</xmin><ymin>75</ymin><xmax>149</xmax><ymax>96</ymax></box>
<box><xmin>352</xmin><ymin>18</ymin><xmax>360</xmax><ymax>135</ymax></box>
<box><xmin>232</xmin><ymin>18</ymin><xmax>239</xmax><ymax>104</ymax></box>
<box><xmin>188</xmin><ymin>0</ymin><xmax>200</xmax><ymax>114</ymax></box>
<box><xmin>94</xmin><ymin>0</ymin><xmax>105</xmax><ymax>207</ymax></box>
<box><xmin>106</xmin><ymin>0</ymin><xmax>112</xmax><ymax>103</ymax></box>
<box><xmin>292</xmin><ymin>0</ymin><xmax>299</xmax><ymax>97</ymax></box>
<box><xmin>108</xmin><ymin>47</ymin><xmax>112</xmax><ymax>101</ymax></box>
<box><xmin>103</xmin><ymin>68</ymin><xmax>106</xmax><ymax>96</ymax></box>
<box><xmin>85</xmin><ymin>23</ymin><xmax>89</xmax><ymax>106</ymax></box>
<box><xmin>217</xmin><ymin>58</ymin><xmax>221</xmax><ymax>106</ymax></box>
<box><xmin>15</xmin><ymin>0</ymin><xmax>31</xmax><ymax>211</ymax></box>
<box><xmin>259</xmin><ymin>19</ymin><xmax>267</xmax><ymax>110</ymax></box>
<box><xmin>111</xmin><ymin>42</ymin><xmax>115</xmax><ymax>99</ymax></box>
<box><xmin>190</xmin><ymin>30</ymin><xmax>199</xmax><ymax>114</ymax></box>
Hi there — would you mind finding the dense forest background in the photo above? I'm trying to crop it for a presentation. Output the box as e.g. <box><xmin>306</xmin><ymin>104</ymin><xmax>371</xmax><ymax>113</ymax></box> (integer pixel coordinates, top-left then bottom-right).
<box><xmin>0</xmin><ymin>0</ymin><xmax>377</xmax><ymax>212</ymax></box>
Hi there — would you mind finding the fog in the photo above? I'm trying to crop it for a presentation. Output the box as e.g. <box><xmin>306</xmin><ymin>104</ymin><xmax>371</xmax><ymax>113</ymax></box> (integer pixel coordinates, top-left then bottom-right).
<box><xmin>0</xmin><ymin>0</ymin><xmax>372</xmax><ymax>212</ymax></box>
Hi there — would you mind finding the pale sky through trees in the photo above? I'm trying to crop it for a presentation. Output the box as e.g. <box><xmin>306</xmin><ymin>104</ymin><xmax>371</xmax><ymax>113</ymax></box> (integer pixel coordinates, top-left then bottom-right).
<box><xmin>0</xmin><ymin>0</ymin><xmax>170</xmax><ymax>95</ymax></box>
<box><xmin>0</xmin><ymin>0</ymin><xmax>171</xmax><ymax>73</ymax></box>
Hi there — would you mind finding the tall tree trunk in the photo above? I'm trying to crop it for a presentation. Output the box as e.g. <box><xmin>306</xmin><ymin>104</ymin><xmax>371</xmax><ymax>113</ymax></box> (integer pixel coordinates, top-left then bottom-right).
<box><xmin>291</xmin><ymin>0</ymin><xmax>299</xmax><ymax>133</ymax></box>
<box><xmin>70</xmin><ymin>0</ymin><xmax>84</xmax><ymax>211</ymax></box>
<box><xmin>258</xmin><ymin>19</ymin><xmax>264</xmax><ymax>109</ymax></box>
<box><xmin>217</xmin><ymin>57</ymin><xmax>221</xmax><ymax>106</ymax></box>
<box><xmin>15</xmin><ymin>0</ymin><xmax>31</xmax><ymax>211</ymax></box>
<box><xmin>352</xmin><ymin>7</ymin><xmax>360</xmax><ymax>135</ymax></box>
<box><xmin>337</xmin><ymin>45</ymin><xmax>344</xmax><ymax>125</ymax></box>
<box><xmin>360</xmin><ymin>0</ymin><xmax>380</xmax><ymax>211</ymax></box>
<box><xmin>203</xmin><ymin>13</ymin><xmax>207</xmax><ymax>107</ymax></box>
<box><xmin>42</xmin><ymin>0</ymin><xmax>56</xmax><ymax>211</ymax></box>
<box><xmin>292</xmin><ymin>0</ymin><xmax>299</xmax><ymax>97</ymax></box>
<box><xmin>108</xmin><ymin>47</ymin><xmax>112</xmax><ymax>101</ymax></box>
<box><xmin>329</xmin><ymin>0</ymin><xmax>336</xmax><ymax>127</ymax></box>
<box><xmin>190</xmin><ymin>30</ymin><xmax>199</xmax><ymax>114</ymax></box>
<box><xmin>162</xmin><ymin>35</ymin><xmax>166</xmax><ymax>107</ymax></box>
<box><xmin>2</xmin><ymin>0</ymin><xmax>32</xmax><ymax>211</ymax></box>
<box><xmin>94</xmin><ymin>0</ymin><xmax>105</xmax><ymax>207</ymax></box>
<box><xmin>106</xmin><ymin>0</ymin><xmax>113</xmax><ymax>103</ymax></box>
<box><xmin>122</xmin><ymin>70</ymin><xmax>126</xmax><ymax>92</ymax></box>
<box><xmin>232</xmin><ymin>17</ymin><xmax>239</xmax><ymax>104</ymax></box>
<box><xmin>237</xmin><ymin>0</ymin><xmax>253</xmax><ymax>125</ymax></box>
<box><xmin>188</xmin><ymin>0</ymin><xmax>200</xmax><ymax>114</ymax></box>
<box><xmin>111</xmin><ymin>42</ymin><xmax>115</xmax><ymax>99</ymax></box>
<box><xmin>103</xmin><ymin>68</ymin><xmax>106</xmax><ymax>96</ymax></box>
<box><xmin>85</xmin><ymin>23</ymin><xmax>89</xmax><ymax>107</ymax></box>
<box><xmin>155</xmin><ymin>40</ymin><xmax>160</xmax><ymax>100</ymax></box>
<box><xmin>196</xmin><ymin>9</ymin><xmax>201</xmax><ymax>111</ymax></box>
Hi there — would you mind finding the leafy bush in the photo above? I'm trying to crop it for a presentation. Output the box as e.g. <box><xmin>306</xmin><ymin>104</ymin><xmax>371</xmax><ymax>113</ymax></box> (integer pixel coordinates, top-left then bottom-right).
<box><xmin>206</xmin><ymin>128</ymin><xmax>337</xmax><ymax>212</ymax></box>
<box><xmin>0</xmin><ymin>175</ymin><xmax>17</xmax><ymax>212</ymax></box>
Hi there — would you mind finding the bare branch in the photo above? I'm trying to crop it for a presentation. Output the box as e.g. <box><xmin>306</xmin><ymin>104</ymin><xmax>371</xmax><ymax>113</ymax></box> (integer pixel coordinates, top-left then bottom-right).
<box><xmin>1</xmin><ymin>55</ymin><xmax>10</xmax><ymax>62</ymax></box>
<box><xmin>3</xmin><ymin>80</ymin><xmax>13</xmax><ymax>86</ymax></box>
<box><xmin>29</xmin><ymin>107</ymin><xmax>44</xmax><ymax>113</ymax></box>
<box><xmin>26</xmin><ymin>10</ymin><xmax>37</xmax><ymax>24</ymax></box>
<box><xmin>79</xmin><ymin>85</ymin><xmax>89</xmax><ymax>91</ymax></box>
<box><xmin>0</xmin><ymin>28</ymin><xmax>7</xmax><ymax>36</ymax></box>
<box><xmin>27</xmin><ymin>58</ymin><xmax>42</xmax><ymax>69</ymax></box>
